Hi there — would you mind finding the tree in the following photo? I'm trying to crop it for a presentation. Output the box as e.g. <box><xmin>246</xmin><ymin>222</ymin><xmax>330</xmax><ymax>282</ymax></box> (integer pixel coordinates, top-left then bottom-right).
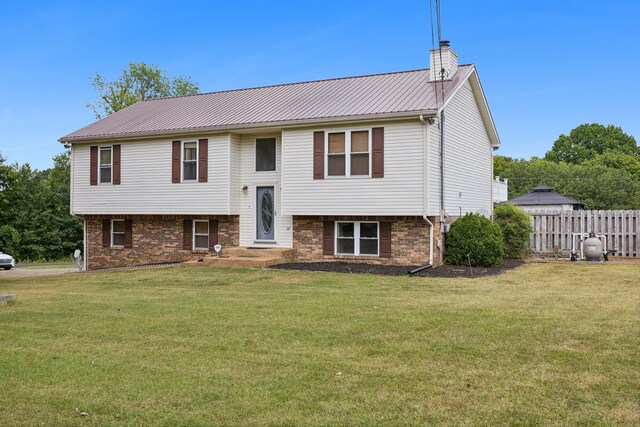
<box><xmin>494</xmin><ymin>157</ymin><xmax>640</xmax><ymax>210</ymax></box>
<box><xmin>86</xmin><ymin>62</ymin><xmax>199</xmax><ymax>119</ymax></box>
<box><xmin>0</xmin><ymin>152</ymin><xmax>83</xmax><ymax>261</ymax></box>
<box><xmin>545</xmin><ymin>123</ymin><xmax>639</xmax><ymax>164</ymax></box>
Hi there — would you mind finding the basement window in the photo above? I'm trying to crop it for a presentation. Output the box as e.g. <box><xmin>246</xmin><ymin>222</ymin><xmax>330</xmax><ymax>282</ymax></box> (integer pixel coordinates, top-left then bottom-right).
<box><xmin>111</xmin><ymin>219</ymin><xmax>125</xmax><ymax>247</ymax></box>
<box><xmin>336</xmin><ymin>221</ymin><xmax>379</xmax><ymax>256</ymax></box>
<box><xmin>193</xmin><ymin>220</ymin><xmax>209</xmax><ymax>250</ymax></box>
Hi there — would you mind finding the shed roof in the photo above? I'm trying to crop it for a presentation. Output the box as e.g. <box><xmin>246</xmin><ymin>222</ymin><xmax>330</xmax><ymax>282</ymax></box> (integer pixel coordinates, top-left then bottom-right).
<box><xmin>509</xmin><ymin>186</ymin><xmax>584</xmax><ymax>207</ymax></box>
<box><xmin>60</xmin><ymin>65</ymin><xmax>485</xmax><ymax>143</ymax></box>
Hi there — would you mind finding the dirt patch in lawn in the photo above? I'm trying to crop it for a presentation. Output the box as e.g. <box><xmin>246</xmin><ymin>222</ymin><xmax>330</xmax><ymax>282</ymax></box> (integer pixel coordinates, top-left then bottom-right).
<box><xmin>270</xmin><ymin>259</ymin><xmax>524</xmax><ymax>277</ymax></box>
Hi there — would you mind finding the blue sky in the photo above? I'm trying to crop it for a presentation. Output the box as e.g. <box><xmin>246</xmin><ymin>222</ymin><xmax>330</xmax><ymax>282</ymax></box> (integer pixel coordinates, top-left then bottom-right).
<box><xmin>1</xmin><ymin>0</ymin><xmax>638</xmax><ymax>170</ymax></box>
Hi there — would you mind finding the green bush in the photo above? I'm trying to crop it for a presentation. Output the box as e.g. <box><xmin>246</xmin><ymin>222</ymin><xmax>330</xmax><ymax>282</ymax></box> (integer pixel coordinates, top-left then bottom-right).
<box><xmin>445</xmin><ymin>214</ymin><xmax>504</xmax><ymax>267</ymax></box>
<box><xmin>493</xmin><ymin>204</ymin><xmax>532</xmax><ymax>259</ymax></box>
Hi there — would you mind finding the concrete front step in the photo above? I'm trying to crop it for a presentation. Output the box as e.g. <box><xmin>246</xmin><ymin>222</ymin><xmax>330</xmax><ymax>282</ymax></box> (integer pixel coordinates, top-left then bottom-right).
<box><xmin>182</xmin><ymin>247</ymin><xmax>295</xmax><ymax>269</ymax></box>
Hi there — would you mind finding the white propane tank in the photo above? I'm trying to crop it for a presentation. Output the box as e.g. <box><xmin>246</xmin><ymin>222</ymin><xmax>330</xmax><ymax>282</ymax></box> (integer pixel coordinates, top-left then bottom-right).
<box><xmin>583</xmin><ymin>233</ymin><xmax>603</xmax><ymax>261</ymax></box>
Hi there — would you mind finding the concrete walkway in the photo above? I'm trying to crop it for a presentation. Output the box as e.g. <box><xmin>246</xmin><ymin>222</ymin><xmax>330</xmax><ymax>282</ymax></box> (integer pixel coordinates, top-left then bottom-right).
<box><xmin>0</xmin><ymin>265</ymin><xmax>80</xmax><ymax>279</ymax></box>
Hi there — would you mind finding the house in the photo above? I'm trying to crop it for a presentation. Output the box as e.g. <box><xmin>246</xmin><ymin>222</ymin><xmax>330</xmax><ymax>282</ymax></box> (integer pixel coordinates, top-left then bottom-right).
<box><xmin>509</xmin><ymin>185</ymin><xmax>584</xmax><ymax>212</ymax></box>
<box><xmin>60</xmin><ymin>43</ymin><xmax>500</xmax><ymax>270</ymax></box>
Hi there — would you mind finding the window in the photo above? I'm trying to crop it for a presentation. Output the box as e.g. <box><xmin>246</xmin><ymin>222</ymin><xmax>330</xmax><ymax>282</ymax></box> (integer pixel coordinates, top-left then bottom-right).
<box><xmin>256</xmin><ymin>138</ymin><xmax>276</xmax><ymax>171</ymax></box>
<box><xmin>99</xmin><ymin>146</ymin><xmax>112</xmax><ymax>184</ymax></box>
<box><xmin>336</xmin><ymin>221</ymin><xmax>379</xmax><ymax>256</ymax></box>
<box><xmin>112</xmin><ymin>219</ymin><xmax>125</xmax><ymax>247</ymax></box>
<box><xmin>193</xmin><ymin>220</ymin><xmax>209</xmax><ymax>250</ymax></box>
<box><xmin>183</xmin><ymin>142</ymin><xmax>197</xmax><ymax>181</ymax></box>
<box><xmin>326</xmin><ymin>130</ymin><xmax>370</xmax><ymax>177</ymax></box>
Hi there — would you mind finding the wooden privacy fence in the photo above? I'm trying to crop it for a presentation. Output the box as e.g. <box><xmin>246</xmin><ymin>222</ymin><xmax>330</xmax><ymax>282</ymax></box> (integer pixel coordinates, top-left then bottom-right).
<box><xmin>528</xmin><ymin>210</ymin><xmax>640</xmax><ymax>257</ymax></box>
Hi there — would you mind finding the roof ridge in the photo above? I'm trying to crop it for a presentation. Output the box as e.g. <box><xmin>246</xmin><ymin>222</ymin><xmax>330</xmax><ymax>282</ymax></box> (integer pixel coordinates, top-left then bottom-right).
<box><xmin>143</xmin><ymin>65</ymin><xmax>474</xmax><ymax>102</ymax></box>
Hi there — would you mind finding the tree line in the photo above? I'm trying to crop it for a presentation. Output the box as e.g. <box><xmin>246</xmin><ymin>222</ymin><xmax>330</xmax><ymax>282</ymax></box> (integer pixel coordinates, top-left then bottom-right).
<box><xmin>495</xmin><ymin>123</ymin><xmax>640</xmax><ymax>210</ymax></box>
<box><xmin>0</xmin><ymin>151</ymin><xmax>82</xmax><ymax>261</ymax></box>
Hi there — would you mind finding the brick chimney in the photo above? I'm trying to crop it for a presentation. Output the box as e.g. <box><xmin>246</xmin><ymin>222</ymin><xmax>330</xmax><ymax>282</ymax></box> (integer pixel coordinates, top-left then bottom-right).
<box><xmin>429</xmin><ymin>40</ymin><xmax>458</xmax><ymax>81</ymax></box>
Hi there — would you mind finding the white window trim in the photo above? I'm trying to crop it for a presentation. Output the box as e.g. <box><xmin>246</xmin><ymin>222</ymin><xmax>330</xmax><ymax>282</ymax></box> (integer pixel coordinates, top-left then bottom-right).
<box><xmin>99</xmin><ymin>146</ymin><xmax>112</xmax><ymax>185</ymax></box>
<box><xmin>111</xmin><ymin>219</ymin><xmax>125</xmax><ymax>248</ymax></box>
<box><xmin>324</xmin><ymin>128</ymin><xmax>372</xmax><ymax>178</ymax></box>
<box><xmin>181</xmin><ymin>141</ymin><xmax>198</xmax><ymax>182</ymax></box>
<box><xmin>193</xmin><ymin>219</ymin><xmax>209</xmax><ymax>251</ymax></box>
<box><xmin>255</xmin><ymin>137</ymin><xmax>277</xmax><ymax>173</ymax></box>
<box><xmin>335</xmin><ymin>221</ymin><xmax>379</xmax><ymax>256</ymax></box>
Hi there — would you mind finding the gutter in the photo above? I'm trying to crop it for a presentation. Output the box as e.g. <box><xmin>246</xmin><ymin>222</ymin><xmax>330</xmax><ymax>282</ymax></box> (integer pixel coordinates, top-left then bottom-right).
<box><xmin>419</xmin><ymin>114</ymin><xmax>434</xmax><ymax>266</ymax></box>
<box><xmin>59</xmin><ymin>110</ymin><xmax>438</xmax><ymax>144</ymax></box>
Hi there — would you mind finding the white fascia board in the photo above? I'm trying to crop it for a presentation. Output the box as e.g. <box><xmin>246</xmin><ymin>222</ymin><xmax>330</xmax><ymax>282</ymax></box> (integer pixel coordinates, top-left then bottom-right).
<box><xmin>438</xmin><ymin>66</ymin><xmax>501</xmax><ymax>148</ymax></box>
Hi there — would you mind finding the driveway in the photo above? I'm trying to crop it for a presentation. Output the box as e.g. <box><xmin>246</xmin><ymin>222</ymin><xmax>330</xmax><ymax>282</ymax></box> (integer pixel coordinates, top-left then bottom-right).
<box><xmin>0</xmin><ymin>264</ymin><xmax>80</xmax><ymax>279</ymax></box>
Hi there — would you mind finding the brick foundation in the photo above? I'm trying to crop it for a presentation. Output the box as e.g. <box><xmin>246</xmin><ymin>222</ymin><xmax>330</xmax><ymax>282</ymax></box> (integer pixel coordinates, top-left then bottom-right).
<box><xmin>293</xmin><ymin>216</ymin><xmax>442</xmax><ymax>266</ymax></box>
<box><xmin>85</xmin><ymin>215</ymin><xmax>239</xmax><ymax>270</ymax></box>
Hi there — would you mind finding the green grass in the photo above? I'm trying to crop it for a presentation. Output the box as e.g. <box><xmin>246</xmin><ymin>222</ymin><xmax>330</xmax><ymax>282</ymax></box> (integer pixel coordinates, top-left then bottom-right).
<box><xmin>0</xmin><ymin>264</ymin><xmax>638</xmax><ymax>426</ymax></box>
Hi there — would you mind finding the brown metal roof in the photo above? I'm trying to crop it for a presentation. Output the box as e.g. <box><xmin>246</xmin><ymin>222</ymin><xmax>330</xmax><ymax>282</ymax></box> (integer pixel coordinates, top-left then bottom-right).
<box><xmin>60</xmin><ymin>65</ymin><xmax>474</xmax><ymax>142</ymax></box>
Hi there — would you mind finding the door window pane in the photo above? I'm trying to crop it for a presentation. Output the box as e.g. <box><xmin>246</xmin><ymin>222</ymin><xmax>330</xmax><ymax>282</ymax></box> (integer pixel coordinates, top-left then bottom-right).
<box><xmin>256</xmin><ymin>138</ymin><xmax>276</xmax><ymax>171</ymax></box>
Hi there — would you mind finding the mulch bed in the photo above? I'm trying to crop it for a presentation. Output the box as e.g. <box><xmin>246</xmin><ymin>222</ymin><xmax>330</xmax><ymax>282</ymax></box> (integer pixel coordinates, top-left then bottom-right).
<box><xmin>270</xmin><ymin>259</ymin><xmax>525</xmax><ymax>278</ymax></box>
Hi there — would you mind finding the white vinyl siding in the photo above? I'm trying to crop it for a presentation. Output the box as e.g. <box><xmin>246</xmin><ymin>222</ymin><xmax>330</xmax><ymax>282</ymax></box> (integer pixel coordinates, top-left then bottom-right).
<box><xmin>72</xmin><ymin>135</ymin><xmax>229</xmax><ymax>215</ymax></box>
<box><xmin>228</xmin><ymin>133</ymin><xmax>241</xmax><ymax>214</ymax></box>
<box><xmin>282</xmin><ymin>120</ymin><xmax>424</xmax><ymax>216</ymax></box>
<box><xmin>428</xmin><ymin>80</ymin><xmax>493</xmax><ymax>217</ymax></box>
<box><xmin>237</xmin><ymin>134</ymin><xmax>293</xmax><ymax>248</ymax></box>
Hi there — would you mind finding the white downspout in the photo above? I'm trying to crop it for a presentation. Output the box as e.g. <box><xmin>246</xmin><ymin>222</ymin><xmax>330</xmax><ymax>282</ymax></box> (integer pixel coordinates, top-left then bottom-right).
<box><xmin>419</xmin><ymin>115</ymin><xmax>434</xmax><ymax>266</ymax></box>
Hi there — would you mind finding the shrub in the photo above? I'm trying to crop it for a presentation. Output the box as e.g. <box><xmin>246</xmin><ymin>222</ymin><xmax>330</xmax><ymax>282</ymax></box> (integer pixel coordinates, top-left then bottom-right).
<box><xmin>493</xmin><ymin>204</ymin><xmax>532</xmax><ymax>259</ymax></box>
<box><xmin>445</xmin><ymin>214</ymin><xmax>504</xmax><ymax>267</ymax></box>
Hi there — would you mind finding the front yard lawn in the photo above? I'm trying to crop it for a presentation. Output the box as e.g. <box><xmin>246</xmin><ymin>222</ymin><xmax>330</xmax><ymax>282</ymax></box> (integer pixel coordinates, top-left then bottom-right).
<box><xmin>0</xmin><ymin>263</ymin><xmax>638</xmax><ymax>425</ymax></box>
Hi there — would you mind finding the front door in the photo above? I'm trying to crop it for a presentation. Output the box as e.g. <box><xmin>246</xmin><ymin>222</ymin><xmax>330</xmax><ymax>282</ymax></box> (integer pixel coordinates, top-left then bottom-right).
<box><xmin>256</xmin><ymin>186</ymin><xmax>275</xmax><ymax>241</ymax></box>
